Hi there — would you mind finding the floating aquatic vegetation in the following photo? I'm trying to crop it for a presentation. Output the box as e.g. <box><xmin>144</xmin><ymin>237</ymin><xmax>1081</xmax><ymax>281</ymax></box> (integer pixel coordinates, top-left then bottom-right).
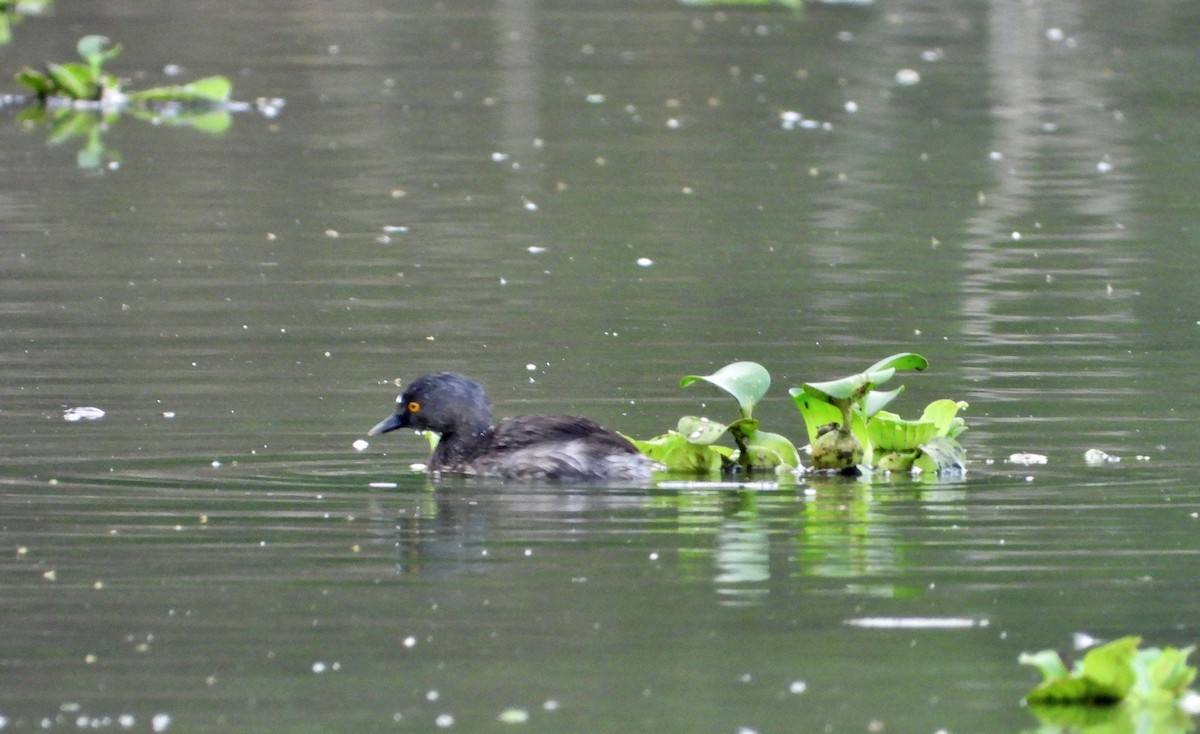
<box><xmin>1020</xmin><ymin>636</ymin><xmax>1198</xmax><ymax>730</ymax></box>
<box><xmin>789</xmin><ymin>353</ymin><xmax>967</xmax><ymax>475</ymax></box>
<box><xmin>629</xmin><ymin>361</ymin><xmax>801</xmax><ymax>475</ymax></box>
<box><xmin>11</xmin><ymin>35</ymin><xmax>283</xmax><ymax>169</ymax></box>
<box><xmin>631</xmin><ymin>354</ymin><xmax>967</xmax><ymax>478</ymax></box>
<box><xmin>16</xmin><ymin>35</ymin><xmax>232</xmax><ymax>105</ymax></box>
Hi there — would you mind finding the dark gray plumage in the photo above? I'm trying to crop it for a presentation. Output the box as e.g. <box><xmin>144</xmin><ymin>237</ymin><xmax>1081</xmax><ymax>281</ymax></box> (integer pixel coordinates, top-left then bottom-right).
<box><xmin>369</xmin><ymin>372</ymin><xmax>658</xmax><ymax>481</ymax></box>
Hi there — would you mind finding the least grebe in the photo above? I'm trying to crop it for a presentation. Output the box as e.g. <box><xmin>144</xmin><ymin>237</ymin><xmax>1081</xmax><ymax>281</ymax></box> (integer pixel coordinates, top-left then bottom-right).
<box><xmin>368</xmin><ymin>372</ymin><xmax>658</xmax><ymax>481</ymax></box>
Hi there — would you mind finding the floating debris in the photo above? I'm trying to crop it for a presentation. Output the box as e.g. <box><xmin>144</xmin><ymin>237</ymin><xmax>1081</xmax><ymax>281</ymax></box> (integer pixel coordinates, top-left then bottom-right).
<box><xmin>497</xmin><ymin>708</ymin><xmax>530</xmax><ymax>724</ymax></box>
<box><xmin>1008</xmin><ymin>452</ymin><xmax>1048</xmax><ymax>465</ymax></box>
<box><xmin>845</xmin><ymin>616</ymin><xmax>984</xmax><ymax>629</ymax></box>
<box><xmin>64</xmin><ymin>406</ymin><xmax>106</xmax><ymax>422</ymax></box>
<box><xmin>1083</xmin><ymin>448</ymin><xmax>1120</xmax><ymax>465</ymax></box>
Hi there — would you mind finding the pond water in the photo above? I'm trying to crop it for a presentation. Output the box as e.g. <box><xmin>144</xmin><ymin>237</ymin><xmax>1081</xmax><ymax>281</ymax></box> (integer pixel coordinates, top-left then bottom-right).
<box><xmin>3</xmin><ymin>0</ymin><xmax>1200</xmax><ymax>731</ymax></box>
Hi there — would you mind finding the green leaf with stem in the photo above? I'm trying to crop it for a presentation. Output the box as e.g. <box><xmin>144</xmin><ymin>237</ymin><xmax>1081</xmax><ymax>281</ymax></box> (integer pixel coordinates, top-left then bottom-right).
<box><xmin>129</xmin><ymin>75</ymin><xmax>233</xmax><ymax>104</ymax></box>
<box><xmin>76</xmin><ymin>35</ymin><xmax>121</xmax><ymax>74</ymax></box>
<box><xmin>46</xmin><ymin>61</ymin><xmax>95</xmax><ymax>99</ymax></box>
<box><xmin>680</xmin><ymin>361</ymin><xmax>770</xmax><ymax>420</ymax></box>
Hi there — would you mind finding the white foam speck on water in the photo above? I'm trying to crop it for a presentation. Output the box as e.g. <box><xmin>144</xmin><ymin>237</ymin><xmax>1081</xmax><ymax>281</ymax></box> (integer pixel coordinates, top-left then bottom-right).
<box><xmin>352</xmin><ymin>439</ymin><xmax>370</xmax><ymax>451</ymax></box>
<box><xmin>789</xmin><ymin>680</ymin><xmax>808</xmax><ymax>694</ymax></box>
<box><xmin>151</xmin><ymin>713</ymin><xmax>171</xmax><ymax>732</ymax></box>
<box><xmin>435</xmin><ymin>714</ymin><xmax>455</xmax><ymax>728</ymax></box>
<box><xmin>585</xmin><ymin>93</ymin><xmax>606</xmax><ymax>104</ymax></box>
<box><xmin>636</xmin><ymin>257</ymin><xmax>654</xmax><ymax>267</ymax></box>
<box><xmin>64</xmin><ymin>406</ymin><xmax>106</xmax><ymax>422</ymax></box>
<box><xmin>491</xmin><ymin>152</ymin><xmax>510</xmax><ymax>162</ymax></box>
<box><xmin>895</xmin><ymin>68</ymin><xmax>921</xmax><ymax>85</ymax></box>
<box><xmin>369</xmin><ymin>481</ymin><xmax>397</xmax><ymax>489</ymax></box>
<box><xmin>527</xmin><ymin>246</ymin><xmax>547</xmax><ymax>254</ymax></box>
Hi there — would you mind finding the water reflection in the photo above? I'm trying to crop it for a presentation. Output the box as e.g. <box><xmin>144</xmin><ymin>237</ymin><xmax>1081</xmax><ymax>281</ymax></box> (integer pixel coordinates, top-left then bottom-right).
<box><xmin>388</xmin><ymin>476</ymin><xmax>977</xmax><ymax>608</ymax></box>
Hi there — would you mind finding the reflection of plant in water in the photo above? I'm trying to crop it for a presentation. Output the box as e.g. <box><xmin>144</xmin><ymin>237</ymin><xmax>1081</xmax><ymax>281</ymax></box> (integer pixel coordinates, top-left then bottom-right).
<box><xmin>18</xmin><ymin>107</ymin><xmax>120</xmax><ymax>170</ymax></box>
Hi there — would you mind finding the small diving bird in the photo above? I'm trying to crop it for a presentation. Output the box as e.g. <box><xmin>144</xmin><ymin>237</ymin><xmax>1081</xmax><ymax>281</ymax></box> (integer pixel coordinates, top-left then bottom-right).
<box><xmin>368</xmin><ymin>372</ymin><xmax>658</xmax><ymax>481</ymax></box>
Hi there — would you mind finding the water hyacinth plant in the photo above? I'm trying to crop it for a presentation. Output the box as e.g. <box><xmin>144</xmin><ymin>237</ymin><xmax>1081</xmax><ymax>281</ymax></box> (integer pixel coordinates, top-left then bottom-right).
<box><xmin>789</xmin><ymin>353</ymin><xmax>967</xmax><ymax>474</ymax></box>
<box><xmin>628</xmin><ymin>361</ymin><xmax>801</xmax><ymax>474</ymax></box>
<box><xmin>632</xmin><ymin>354</ymin><xmax>967</xmax><ymax>478</ymax></box>
<box><xmin>16</xmin><ymin>35</ymin><xmax>232</xmax><ymax>105</ymax></box>
<box><xmin>1019</xmin><ymin>636</ymin><xmax>1198</xmax><ymax>730</ymax></box>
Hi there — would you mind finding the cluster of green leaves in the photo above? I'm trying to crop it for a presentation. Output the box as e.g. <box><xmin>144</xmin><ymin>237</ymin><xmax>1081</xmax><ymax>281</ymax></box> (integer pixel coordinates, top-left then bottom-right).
<box><xmin>630</xmin><ymin>354</ymin><xmax>967</xmax><ymax>476</ymax></box>
<box><xmin>790</xmin><ymin>353</ymin><xmax>967</xmax><ymax>474</ymax></box>
<box><xmin>1021</xmin><ymin>637</ymin><xmax>1196</xmax><ymax>707</ymax></box>
<box><xmin>629</xmin><ymin>361</ymin><xmax>801</xmax><ymax>474</ymax></box>
<box><xmin>1020</xmin><ymin>637</ymin><xmax>1198</xmax><ymax>731</ymax></box>
<box><xmin>16</xmin><ymin>35</ymin><xmax>232</xmax><ymax>105</ymax></box>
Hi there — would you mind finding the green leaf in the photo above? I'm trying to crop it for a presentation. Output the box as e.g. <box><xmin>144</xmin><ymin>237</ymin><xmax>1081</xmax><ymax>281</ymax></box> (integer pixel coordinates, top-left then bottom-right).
<box><xmin>1022</xmin><ymin>636</ymin><xmax>1142</xmax><ymax>705</ymax></box>
<box><xmin>15</xmin><ymin>66</ymin><xmax>53</xmax><ymax>96</ymax></box>
<box><xmin>676</xmin><ymin>416</ymin><xmax>730</xmax><ymax>446</ymax></box>
<box><xmin>801</xmin><ymin>368</ymin><xmax>894</xmax><ymax>404</ymax></box>
<box><xmin>864</xmin><ymin>352</ymin><xmax>929</xmax><ymax>374</ymax></box>
<box><xmin>919</xmin><ymin>399</ymin><xmax>968</xmax><ymax>437</ymax></box>
<box><xmin>627</xmin><ymin>432</ymin><xmax>729</xmax><ymax>474</ymax></box>
<box><xmin>1020</xmin><ymin>650</ymin><xmax>1072</xmax><ymax>683</ymax></box>
<box><xmin>680</xmin><ymin>361</ymin><xmax>771</xmax><ymax>419</ymax></box>
<box><xmin>742</xmin><ymin>429</ymin><xmax>801</xmax><ymax>470</ymax></box>
<box><xmin>46</xmin><ymin>61</ymin><xmax>95</xmax><ymax>99</ymax></box>
<box><xmin>866</xmin><ymin>411</ymin><xmax>938</xmax><ymax>452</ymax></box>
<box><xmin>76</xmin><ymin>34</ymin><xmax>121</xmax><ymax>70</ymax></box>
<box><xmin>129</xmin><ymin>75</ymin><xmax>233</xmax><ymax>104</ymax></box>
<box><xmin>862</xmin><ymin>386</ymin><xmax>904</xmax><ymax>418</ymax></box>
<box><xmin>788</xmin><ymin>387</ymin><xmax>844</xmax><ymax>445</ymax></box>
<box><xmin>876</xmin><ymin>450</ymin><xmax>918</xmax><ymax>472</ymax></box>
<box><xmin>1134</xmin><ymin>645</ymin><xmax>1197</xmax><ymax>700</ymax></box>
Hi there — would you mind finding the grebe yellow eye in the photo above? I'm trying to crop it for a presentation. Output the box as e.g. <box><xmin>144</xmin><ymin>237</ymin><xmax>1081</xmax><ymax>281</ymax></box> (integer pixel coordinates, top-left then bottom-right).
<box><xmin>407</xmin><ymin>401</ymin><xmax>421</xmax><ymax>413</ymax></box>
